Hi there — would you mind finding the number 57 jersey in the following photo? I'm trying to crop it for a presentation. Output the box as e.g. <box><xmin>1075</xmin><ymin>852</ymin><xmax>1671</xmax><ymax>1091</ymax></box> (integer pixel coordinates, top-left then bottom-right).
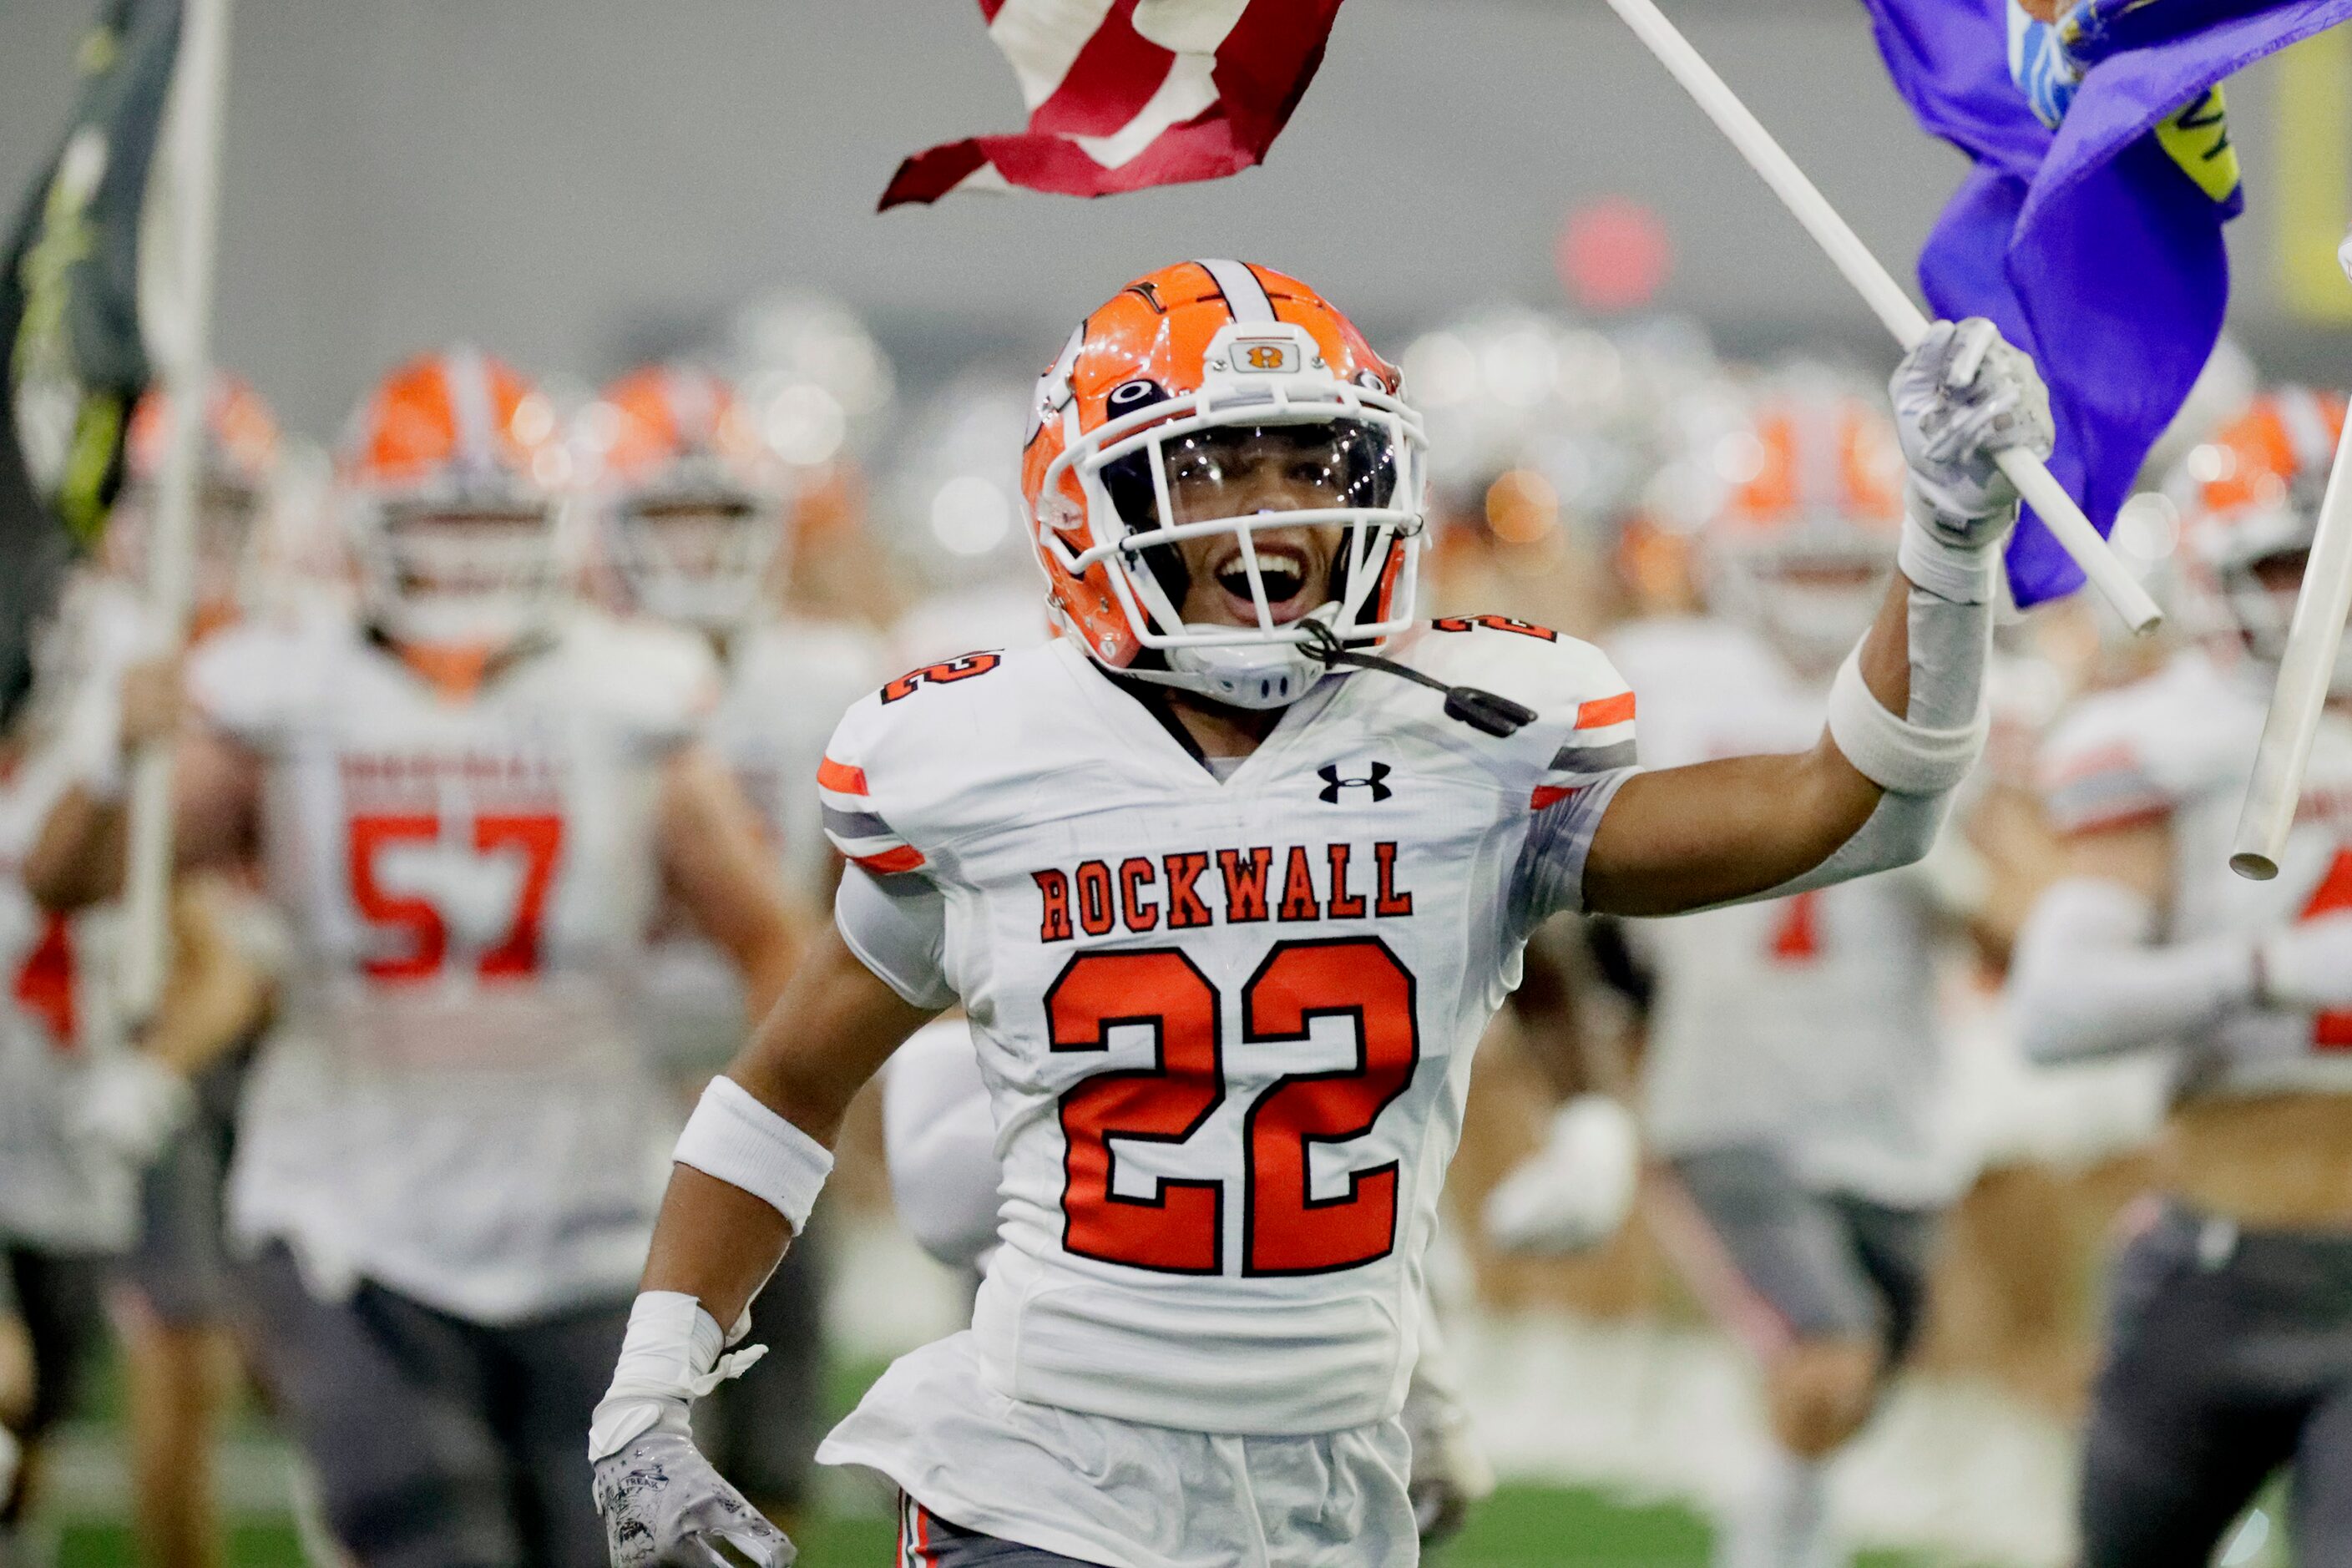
<box><xmin>822</xmin><ymin>623</ymin><xmax>1638</xmax><ymax>1434</ymax></box>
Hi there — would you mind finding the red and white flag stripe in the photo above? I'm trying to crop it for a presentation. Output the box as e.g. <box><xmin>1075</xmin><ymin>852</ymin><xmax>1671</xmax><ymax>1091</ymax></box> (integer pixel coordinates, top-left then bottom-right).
<box><xmin>881</xmin><ymin>0</ymin><xmax>1348</xmax><ymax>208</ymax></box>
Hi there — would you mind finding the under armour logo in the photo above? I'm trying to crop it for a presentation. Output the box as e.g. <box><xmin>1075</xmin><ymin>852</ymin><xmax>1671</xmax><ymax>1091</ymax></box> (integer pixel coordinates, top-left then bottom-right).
<box><xmin>1318</xmin><ymin>762</ymin><xmax>1393</xmax><ymax>804</ymax></box>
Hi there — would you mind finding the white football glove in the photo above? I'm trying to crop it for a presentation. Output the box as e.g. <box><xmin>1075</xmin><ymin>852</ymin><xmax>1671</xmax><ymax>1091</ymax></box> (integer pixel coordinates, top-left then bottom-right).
<box><xmin>2258</xmin><ymin>912</ymin><xmax>2352</xmax><ymax>1014</ymax></box>
<box><xmin>1480</xmin><ymin>1095</ymin><xmax>1640</xmax><ymax>1257</ymax></box>
<box><xmin>1890</xmin><ymin>316</ymin><xmax>2056</xmax><ymax>544</ymax></box>
<box><xmin>1402</xmin><ymin>1314</ymin><xmax>1495</xmax><ymax>1545</ymax></box>
<box><xmin>66</xmin><ymin>1053</ymin><xmax>194</xmax><ymax>1166</ymax></box>
<box><xmin>593</xmin><ymin>1427</ymin><xmax>792</xmax><ymax>1568</ymax></box>
<box><xmin>590</xmin><ymin>1292</ymin><xmax>789</xmax><ymax>1568</ymax></box>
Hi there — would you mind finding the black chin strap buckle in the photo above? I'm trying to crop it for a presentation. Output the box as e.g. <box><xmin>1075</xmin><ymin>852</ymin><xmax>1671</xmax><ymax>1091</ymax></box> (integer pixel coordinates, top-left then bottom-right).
<box><xmin>1442</xmin><ymin>685</ymin><xmax>1538</xmax><ymax>738</ymax></box>
<box><xmin>1297</xmin><ymin>622</ymin><xmax>1534</xmax><ymax>738</ymax></box>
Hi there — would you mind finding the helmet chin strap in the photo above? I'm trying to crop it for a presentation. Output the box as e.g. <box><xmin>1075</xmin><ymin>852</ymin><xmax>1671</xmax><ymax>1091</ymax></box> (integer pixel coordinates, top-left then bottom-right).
<box><xmin>1132</xmin><ymin>609</ymin><xmax>1535</xmax><ymax>737</ymax></box>
<box><xmin>1295</xmin><ymin>620</ymin><xmax>1534</xmax><ymax>738</ymax></box>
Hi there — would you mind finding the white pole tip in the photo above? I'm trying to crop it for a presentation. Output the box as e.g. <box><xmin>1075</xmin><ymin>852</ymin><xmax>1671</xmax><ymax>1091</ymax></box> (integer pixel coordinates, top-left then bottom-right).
<box><xmin>2230</xmin><ymin>850</ymin><xmax>2280</xmax><ymax>883</ymax></box>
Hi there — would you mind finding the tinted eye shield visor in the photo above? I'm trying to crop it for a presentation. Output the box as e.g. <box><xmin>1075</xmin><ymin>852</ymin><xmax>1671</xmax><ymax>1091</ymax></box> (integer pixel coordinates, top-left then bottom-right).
<box><xmin>1039</xmin><ymin>377</ymin><xmax>1428</xmax><ymax>650</ymax></box>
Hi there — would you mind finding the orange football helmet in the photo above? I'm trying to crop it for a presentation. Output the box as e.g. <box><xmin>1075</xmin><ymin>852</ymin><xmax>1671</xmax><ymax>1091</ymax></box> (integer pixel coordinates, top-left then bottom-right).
<box><xmin>2175</xmin><ymin>386</ymin><xmax>2348</xmax><ymax>688</ymax></box>
<box><xmin>1698</xmin><ymin>370</ymin><xmax>1903</xmax><ymax>670</ymax></box>
<box><xmin>108</xmin><ymin>373</ymin><xmax>281</xmax><ymax>620</ymax></box>
<box><xmin>339</xmin><ymin>346</ymin><xmax>566</xmax><ymax>649</ymax></box>
<box><xmin>579</xmin><ymin>364</ymin><xmax>787</xmax><ymax>632</ymax></box>
<box><xmin>1021</xmin><ymin>260</ymin><xmax>1426</xmax><ymax>709</ymax></box>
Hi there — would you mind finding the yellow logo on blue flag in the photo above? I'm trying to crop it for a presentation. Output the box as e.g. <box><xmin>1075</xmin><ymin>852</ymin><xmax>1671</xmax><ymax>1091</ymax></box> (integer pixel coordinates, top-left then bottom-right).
<box><xmin>2153</xmin><ymin>84</ymin><xmax>2240</xmax><ymax>205</ymax></box>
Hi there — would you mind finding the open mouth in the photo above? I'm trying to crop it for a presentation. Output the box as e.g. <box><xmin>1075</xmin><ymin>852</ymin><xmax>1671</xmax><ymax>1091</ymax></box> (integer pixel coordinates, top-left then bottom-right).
<box><xmin>1210</xmin><ymin>541</ymin><xmax>1313</xmax><ymax>623</ymax></box>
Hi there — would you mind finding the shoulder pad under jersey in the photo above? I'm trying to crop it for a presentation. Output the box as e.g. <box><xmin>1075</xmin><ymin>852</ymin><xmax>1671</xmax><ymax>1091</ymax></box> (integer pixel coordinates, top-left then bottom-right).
<box><xmin>1388</xmin><ymin>616</ymin><xmax>1639</xmax><ymax>807</ymax></box>
<box><xmin>185</xmin><ymin>612</ymin><xmax>348</xmax><ymax>747</ymax></box>
<box><xmin>817</xmin><ymin>640</ymin><xmax>1035</xmax><ymax>884</ymax></box>
<box><xmin>2037</xmin><ymin>652</ymin><xmax>2258</xmax><ymax>836</ymax></box>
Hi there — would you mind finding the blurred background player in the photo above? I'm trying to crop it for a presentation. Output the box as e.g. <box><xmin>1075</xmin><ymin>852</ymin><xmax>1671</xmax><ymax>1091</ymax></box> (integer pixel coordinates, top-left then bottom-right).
<box><xmin>16</xmin><ymin>377</ymin><xmax>285</xmax><ymax>1568</ymax></box>
<box><xmin>1409</xmin><ymin>309</ymin><xmax>1731</xmax><ymax>1269</ymax></box>
<box><xmin>28</xmin><ymin>346</ymin><xmax>800</xmax><ymax>1568</ymax></box>
<box><xmin>1557</xmin><ymin>369</ymin><xmax>1983</xmax><ymax>1568</ymax></box>
<box><xmin>105</xmin><ymin>379</ymin><xmax>283</xmax><ymax>1568</ymax></box>
<box><xmin>2011</xmin><ymin>386</ymin><xmax>2352</xmax><ymax>1568</ymax></box>
<box><xmin>574</xmin><ymin>359</ymin><xmax>886</xmax><ymax>1531</ymax></box>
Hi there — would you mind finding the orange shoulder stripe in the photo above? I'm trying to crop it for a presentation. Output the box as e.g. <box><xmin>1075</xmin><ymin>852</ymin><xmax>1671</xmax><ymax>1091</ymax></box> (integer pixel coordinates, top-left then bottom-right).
<box><xmin>1575</xmin><ymin>691</ymin><xmax>1636</xmax><ymax>730</ymax></box>
<box><xmin>852</xmin><ymin>845</ymin><xmax>925</xmax><ymax>875</ymax></box>
<box><xmin>817</xmin><ymin>756</ymin><xmax>868</xmax><ymax>796</ymax></box>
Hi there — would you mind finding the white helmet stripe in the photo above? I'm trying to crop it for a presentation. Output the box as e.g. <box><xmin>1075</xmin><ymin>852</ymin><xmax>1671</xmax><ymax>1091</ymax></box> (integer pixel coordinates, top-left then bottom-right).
<box><xmin>1196</xmin><ymin>258</ymin><xmax>1276</xmax><ymax>323</ymax></box>
<box><xmin>443</xmin><ymin>343</ymin><xmax>500</xmax><ymax>480</ymax></box>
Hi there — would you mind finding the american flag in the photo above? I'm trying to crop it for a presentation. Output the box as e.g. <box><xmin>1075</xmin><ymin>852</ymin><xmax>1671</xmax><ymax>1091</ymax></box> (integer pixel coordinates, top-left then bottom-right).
<box><xmin>881</xmin><ymin>0</ymin><xmax>1348</xmax><ymax>209</ymax></box>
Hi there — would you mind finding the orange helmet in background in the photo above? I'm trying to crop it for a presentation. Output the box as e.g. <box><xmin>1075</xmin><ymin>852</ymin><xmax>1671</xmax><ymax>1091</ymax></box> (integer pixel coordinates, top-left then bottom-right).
<box><xmin>339</xmin><ymin>346</ymin><xmax>568</xmax><ymax>650</ymax></box>
<box><xmin>2175</xmin><ymin>386</ymin><xmax>2349</xmax><ymax>688</ymax></box>
<box><xmin>1697</xmin><ymin>368</ymin><xmax>1903</xmax><ymax>670</ymax></box>
<box><xmin>576</xmin><ymin>364</ymin><xmax>787</xmax><ymax>633</ymax></box>
<box><xmin>108</xmin><ymin>374</ymin><xmax>282</xmax><ymax>624</ymax></box>
<box><xmin>1020</xmin><ymin>260</ymin><xmax>1426</xmax><ymax>710</ymax></box>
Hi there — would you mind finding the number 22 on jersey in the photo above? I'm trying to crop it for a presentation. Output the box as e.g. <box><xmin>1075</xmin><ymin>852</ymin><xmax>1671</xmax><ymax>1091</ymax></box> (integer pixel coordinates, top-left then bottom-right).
<box><xmin>346</xmin><ymin>812</ymin><xmax>564</xmax><ymax>982</ymax></box>
<box><xmin>1049</xmin><ymin>936</ymin><xmax>1420</xmax><ymax>1277</ymax></box>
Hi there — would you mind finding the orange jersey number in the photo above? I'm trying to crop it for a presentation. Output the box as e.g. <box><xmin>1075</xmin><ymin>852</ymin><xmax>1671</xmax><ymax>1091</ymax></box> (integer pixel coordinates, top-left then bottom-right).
<box><xmin>1049</xmin><ymin>936</ymin><xmax>1420</xmax><ymax>1277</ymax></box>
<box><xmin>11</xmin><ymin>913</ymin><xmax>78</xmax><ymax>1049</ymax></box>
<box><xmin>347</xmin><ymin>812</ymin><xmax>564</xmax><ymax>983</ymax></box>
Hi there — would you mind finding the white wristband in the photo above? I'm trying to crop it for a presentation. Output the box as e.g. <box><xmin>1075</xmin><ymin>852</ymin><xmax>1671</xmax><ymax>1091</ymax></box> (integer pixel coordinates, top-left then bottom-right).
<box><xmin>673</xmin><ymin>1075</ymin><xmax>834</xmax><ymax>1233</ymax></box>
<box><xmin>588</xmin><ymin>1289</ymin><xmax>767</xmax><ymax>1460</ymax></box>
<box><xmin>1827</xmin><ymin>645</ymin><xmax>1986</xmax><ymax>797</ymax></box>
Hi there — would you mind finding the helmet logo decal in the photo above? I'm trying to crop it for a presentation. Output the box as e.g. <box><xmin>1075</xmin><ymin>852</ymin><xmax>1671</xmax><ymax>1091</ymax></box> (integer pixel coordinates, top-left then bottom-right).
<box><xmin>1237</xmin><ymin>340</ymin><xmax>1295</xmax><ymax>374</ymax></box>
<box><xmin>1107</xmin><ymin>378</ymin><xmax>1168</xmax><ymax>412</ymax></box>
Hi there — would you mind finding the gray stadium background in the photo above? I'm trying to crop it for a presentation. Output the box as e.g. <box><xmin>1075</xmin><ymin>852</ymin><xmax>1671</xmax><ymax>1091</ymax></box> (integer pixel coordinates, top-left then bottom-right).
<box><xmin>1</xmin><ymin>0</ymin><xmax>2343</xmax><ymax>438</ymax></box>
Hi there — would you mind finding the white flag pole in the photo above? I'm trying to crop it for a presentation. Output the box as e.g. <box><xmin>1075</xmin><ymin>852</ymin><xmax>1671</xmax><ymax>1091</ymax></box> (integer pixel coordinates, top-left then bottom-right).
<box><xmin>2228</xmin><ymin>235</ymin><xmax>2352</xmax><ymax>881</ymax></box>
<box><xmin>1595</xmin><ymin>0</ymin><xmax>2164</xmax><ymax>636</ymax></box>
<box><xmin>119</xmin><ymin>0</ymin><xmax>233</xmax><ymax>1024</ymax></box>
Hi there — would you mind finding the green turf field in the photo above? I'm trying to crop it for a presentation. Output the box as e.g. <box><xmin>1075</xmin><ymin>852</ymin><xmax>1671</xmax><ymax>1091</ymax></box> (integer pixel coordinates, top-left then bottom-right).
<box><xmin>33</xmin><ymin>1353</ymin><xmax>1931</xmax><ymax>1566</ymax></box>
<box><xmin>50</xmin><ymin>1485</ymin><xmax>1931</xmax><ymax>1567</ymax></box>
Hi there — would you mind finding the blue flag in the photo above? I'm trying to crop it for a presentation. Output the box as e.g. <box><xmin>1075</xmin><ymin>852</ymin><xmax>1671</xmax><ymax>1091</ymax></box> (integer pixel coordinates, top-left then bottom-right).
<box><xmin>1859</xmin><ymin>0</ymin><xmax>2352</xmax><ymax>606</ymax></box>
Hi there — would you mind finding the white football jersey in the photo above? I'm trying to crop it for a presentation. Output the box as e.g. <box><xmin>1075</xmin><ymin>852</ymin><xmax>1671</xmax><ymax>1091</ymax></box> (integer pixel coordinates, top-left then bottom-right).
<box><xmin>187</xmin><ymin>606</ymin><xmax>717</xmax><ymax>1322</ymax></box>
<box><xmin>0</xmin><ymin>746</ymin><xmax>138</xmax><ymax>1252</ymax></box>
<box><xmin>820</xmin><ymin>619</ymin><xmax>1637</xmax><ymax>1434</ymax></box>
<box><xmin>1611</xmin><ymin>616</ymin><xmax>1960</xmax><ymax>1207</ymax></box>
<box><xmin>2039</xmin><ymin>648</ymin><xmax>2352</xmax><ymax>1100</ymax></box>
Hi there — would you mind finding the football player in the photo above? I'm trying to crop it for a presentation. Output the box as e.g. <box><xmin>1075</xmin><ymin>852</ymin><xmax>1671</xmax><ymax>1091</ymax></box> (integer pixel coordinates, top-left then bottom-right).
<box><xmin>1607</xmin><ymin>372</ymin><xmax>1978</xmax><ymax>1568</ymax></box>
<box><xmin>113</xmin><ymin>377</ymin><xmax>284</xmax><ymax>1568</ymax></box>
<box><xmin>579</xmin><ymin>363</ymin><xmax>883</xmax><ymax>1530</ymax></box>
<box><xmin>589</xmin><ymin>261</ymin><xmax>2045</xmax><ymax>1568</ymax></box>
<box><xmin>2011</xmin><ymin>387</ymin><xmax>2352</xmax><ymax>1568</ymax></box>
<box><xmin>11</xmin><ymin>377</ymin><xmax>281</xmax><ymax>1568</ymax></box>
<box><xmin>28</xmin><ymin>348</ymin><xmax>799</xmax><ymax>1568</ymax></box>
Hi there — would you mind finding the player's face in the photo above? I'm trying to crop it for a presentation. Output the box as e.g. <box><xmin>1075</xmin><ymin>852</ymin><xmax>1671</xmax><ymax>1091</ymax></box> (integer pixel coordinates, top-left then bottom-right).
<box><xmin>1162</xmin><ymin>425</ymin><xmax>1371</xmax><ymax>628</ymax></box>
<box><xmin>623</xmin><ymin>498</ymin><xmax>758</xmax><ymax>579</ymax></box>
<box><xmin>382</xmin><ymin>504</ymin><xmax>556</xmax><ymax>606</ymax></box>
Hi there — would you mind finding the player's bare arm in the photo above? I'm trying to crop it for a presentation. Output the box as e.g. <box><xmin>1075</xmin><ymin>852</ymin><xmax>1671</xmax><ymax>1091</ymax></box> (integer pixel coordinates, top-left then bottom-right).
<box><xmin>23</xmin><ymin>658</ymin><xmax>260</xmax><ymax>911</ymax></box>
<box><xmin>639</xmin><ymin>929</ymin><xmax>938</xmax><ymax>1326</ymax></box>
<box><xmin>655</xmin><ymin>741</ymin><xmax>802</xmax><ymax>1017</ymax></box>
<box><xmin>1585</xmin><ymin>317</ymin><xmax>2052</xmax><ymax>917</ymax></box>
